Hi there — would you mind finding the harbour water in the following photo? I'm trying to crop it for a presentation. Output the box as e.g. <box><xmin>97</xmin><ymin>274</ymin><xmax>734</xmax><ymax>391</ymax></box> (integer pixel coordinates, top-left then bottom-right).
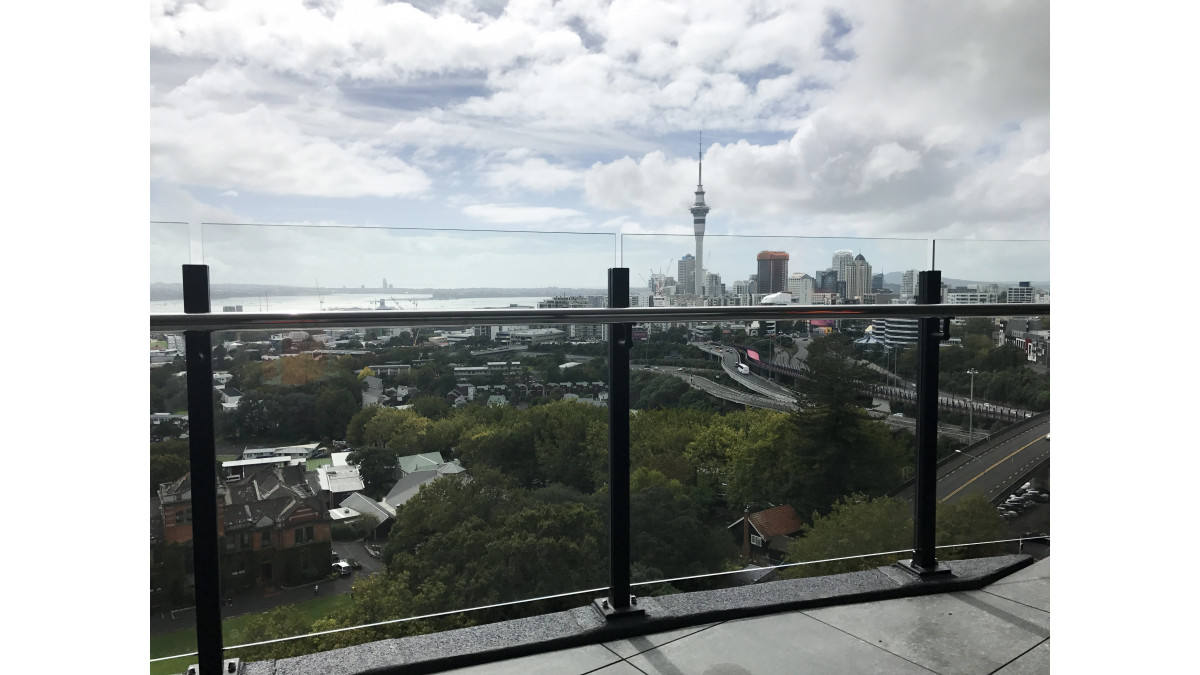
<box><xmin>149</xmin><ymin>293</ymin><xmax>552</xmax><ymax>315</ymax></box>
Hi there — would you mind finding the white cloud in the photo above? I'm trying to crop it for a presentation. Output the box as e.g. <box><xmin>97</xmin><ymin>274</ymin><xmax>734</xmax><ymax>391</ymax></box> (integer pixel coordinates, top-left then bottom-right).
<box><xmin>461</xmin><ymin>203</ymin><xmax>585</xmax><ymax>224</ymax></box>
<box><xmin>151</xmin><ymin>103</ymin><xmax>431</xmax><ymax>197</ymax></box>
<box><xmin>482</xmin><ymin>156</ymin><xmax>582</xmax><ymax>193</ymax></box>
<box><xmin>860</xmin><ymin>142</ymin><xmax>921</xmax><ymax>189</ymax></box>
<box><xmin>149</xmin><ymin>0</ymin><xmax>1050</xmax><ymax>282</ymax></box>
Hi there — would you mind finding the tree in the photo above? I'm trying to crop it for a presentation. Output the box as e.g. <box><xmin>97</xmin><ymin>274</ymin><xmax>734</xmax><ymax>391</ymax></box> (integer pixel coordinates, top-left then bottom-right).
<box><xmin>785</xmin><ymin>335</ymin><xmax>910</xmax><ymax>516</ymax></box>
<box><xmin>230</xmin><ymin>606</ymin><xmax>313</xmax><ymax>661</ymax></box>
<box><xmin>150</xmin><ymin>453</ymin><xmax>190</xmax><ymax>493</ymax></box>
<box><xmin>783</xmin><ymin>493</ymin><xmax>1016</xmax><ymax>579</ymax></box>
<box><xmin>315</xmin><ymin>386</ymin><xmax>359</xmax><ymax>440</ymax></box>
<box><xmin>348</xmin><ymin>445</ymin><xmax>399</xmax><ymax>498</ymax></box>
<box><xmin>783</xmin><ymin>494</ymin><xmax>912</xmax><ymax>578</ymax></box>
<box><xmin>409</xmin><ymin>396</ymin><xmax>451</xmax><ymax>420</ymax></box>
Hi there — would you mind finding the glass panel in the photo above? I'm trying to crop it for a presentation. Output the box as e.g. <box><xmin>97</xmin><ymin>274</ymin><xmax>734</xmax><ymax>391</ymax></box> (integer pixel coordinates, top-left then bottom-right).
<box><xmin>150</xmin><ymin>221</ymin><xmax>198</xmax><ymax>675</ymax></box>
<box><xmin>181</xmin><ymin>222</ymin><xmax>616</xmax><ymax>313</ymax></box>
<box><xmin>152</xmin><ymin>222</ymin><xmax>619</xmax><ymax>662</ymax></box>
<box><xmin>619</xmin><ymin>232</ymin><xmax>930</xmax><ymax>304</ymax></box>
<box><xmin>618</xmin><ymin>233</ymin><xmax>934</xmax><ymax>591</ymax></box>
<box><xmin>926</xmin><ymin>239</ymin><xmax>1049</xmax><ymax>564</ymax></box>
<box><xmin>150</xmin><ymin>221</ymin><xmax>193</xmax><ymax>313</ymax></box>
<box><xmin>206</xmin><ymin>318</ymin><xmax>611</xmax><ymax>661</ymax></box>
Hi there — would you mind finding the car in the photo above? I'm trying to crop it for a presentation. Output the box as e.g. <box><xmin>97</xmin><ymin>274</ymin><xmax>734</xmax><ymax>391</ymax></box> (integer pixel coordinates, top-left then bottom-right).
<box><xmin>331</xmin><ymin>551</ymin><xmax>341</xmax><ymax>563</ymax></box>
<box><xmin>677</xmin><ymin>368</ymin><xmax>684</xmax><ymax>371</ymax></box>
<box><xmin>346</xmin><ymin>557</ymin><xmax>363</xmax><ymax>570</ymax></box>
<box><xmin>366</xmin><ymin>544</ymin><xmax>382</xmax><ymax>559</ymax></box>
<box><xmin>332</xmin><ymin>561</ymin><xmax>352</xmax><ymax>576</ymax></box>
<box><xmin>1021</xmin><ymin>531</ymin><xmax>1050</xmax><ymax>545</ymax></box>
<box><xmin>892</xmin><ymin>412</ymin><xmax>904</xmax><ymax>417</ymax></box>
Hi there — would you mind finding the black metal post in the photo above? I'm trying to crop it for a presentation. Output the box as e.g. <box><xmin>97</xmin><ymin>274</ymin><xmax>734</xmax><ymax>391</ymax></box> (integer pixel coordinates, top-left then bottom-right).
<box><xmin>598</xmin><ymin>268</ymin><xmax>643</xmax><ymax>618</ymax></box>
<box><xmin>902</xmin><ymin>270</ymin><xmax>952</xmax><ymax>577</ymax></box>
<box><xmin>183</xmin><ymin>264</ymin><xmax>225</xmax><ymax>670</ymax></box>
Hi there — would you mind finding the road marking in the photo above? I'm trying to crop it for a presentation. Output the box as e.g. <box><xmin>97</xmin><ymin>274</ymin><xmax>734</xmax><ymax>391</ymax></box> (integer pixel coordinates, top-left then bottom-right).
<box><xmin>942</xmin><ymin>434</ymin><xmax>1049</xmax><ymax>503</ymax></box>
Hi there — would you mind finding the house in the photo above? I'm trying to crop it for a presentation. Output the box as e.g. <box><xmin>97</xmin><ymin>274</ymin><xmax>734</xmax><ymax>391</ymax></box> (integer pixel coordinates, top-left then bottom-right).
<box><xmin>154</xmin><ymin>464</ymin><xmax>333</xmax><ymax>601</ymax></box>
<box><xmin>397</xmin><ymin>452</ymin><xmax>445</xmax><ymax>476</ymax></box>
<box><xmin>382</xmin><ymin>460</ymin><xmax>468</xmax><ymax>509</ymax></box>
<box><xmin>315</xmin><ymin>453</ymin><xmax>366</xmax><ymax>509</ymax></box>
<box><xmin>337</xmin><ymin>492</ymin><xmax>396</xmax><ymax>539</ymax></box>
<box><xmin>727</xmin><ymin>504</ymin><xmax>805</xmax><ymax>565</ymax></box>
<box><xmin>219</xmin><ymin>386</ymin><xmax>242</xmax><ymax>410</ymax></box>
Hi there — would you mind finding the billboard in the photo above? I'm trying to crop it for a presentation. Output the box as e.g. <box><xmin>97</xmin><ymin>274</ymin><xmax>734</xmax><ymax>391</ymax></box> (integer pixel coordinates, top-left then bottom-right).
<box><xmin>746</xmin><ymin>349</ymin><xmax>761</xmax><ymax>362</ymax></box>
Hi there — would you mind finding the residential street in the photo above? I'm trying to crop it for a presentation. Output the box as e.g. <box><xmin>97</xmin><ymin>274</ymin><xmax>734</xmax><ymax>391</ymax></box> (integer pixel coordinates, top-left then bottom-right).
<box><xmin>151</xmin><ymin>538</ymin><xmax>385</xmax><ymax>636</ymax></box>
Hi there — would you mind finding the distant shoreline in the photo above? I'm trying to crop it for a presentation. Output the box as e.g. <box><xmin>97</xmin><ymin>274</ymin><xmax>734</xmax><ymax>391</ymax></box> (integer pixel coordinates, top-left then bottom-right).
<box><xmin>149</xmin><ymin>283</ymin><xmax>607</xmax><ymax>302</ymax></box>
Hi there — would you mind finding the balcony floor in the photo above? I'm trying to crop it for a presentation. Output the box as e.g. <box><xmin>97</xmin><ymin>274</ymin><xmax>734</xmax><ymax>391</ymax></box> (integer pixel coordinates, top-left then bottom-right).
<box><xmin>444</xmin><ymin>557</ymin><xmax>1049</xmax><ymax>675</ymax></box>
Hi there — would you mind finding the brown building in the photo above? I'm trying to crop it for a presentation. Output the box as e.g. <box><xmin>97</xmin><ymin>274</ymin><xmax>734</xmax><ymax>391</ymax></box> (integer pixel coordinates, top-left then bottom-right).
<box><xmin>756</xmin><ymin>251</ymin><xmax>790</xmax><ymax>295</ymax></box>
<box><xmin>153</xmin><ymin>464</ymin><xmax>333</xmax><ymax>606</ymax></box>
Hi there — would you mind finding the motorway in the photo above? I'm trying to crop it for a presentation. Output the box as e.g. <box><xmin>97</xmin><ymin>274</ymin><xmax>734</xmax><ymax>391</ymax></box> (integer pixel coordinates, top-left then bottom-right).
<box><xmin>895</xmin><ymin>415</ymin><xmax>1050</xmax><ymax>506</ymax></box>
<box><xmin>639</xmin><ymin>365</ymin><xmax>797</xmax><ymax>412</ymax></box>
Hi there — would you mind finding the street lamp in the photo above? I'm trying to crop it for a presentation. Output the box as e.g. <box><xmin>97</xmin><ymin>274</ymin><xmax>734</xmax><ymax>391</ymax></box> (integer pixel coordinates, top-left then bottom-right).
<box><xmin>966</xmin><ymin>368</ymin><xmax>979</xmax><ymax>444</ymax></box>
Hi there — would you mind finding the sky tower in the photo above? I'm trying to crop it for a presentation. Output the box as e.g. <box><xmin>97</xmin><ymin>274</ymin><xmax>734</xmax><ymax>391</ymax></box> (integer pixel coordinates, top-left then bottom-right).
<box><xmin>690</xmin><ymin>139</ymin><xmax>710</xmax><ymax>296</ymax></box>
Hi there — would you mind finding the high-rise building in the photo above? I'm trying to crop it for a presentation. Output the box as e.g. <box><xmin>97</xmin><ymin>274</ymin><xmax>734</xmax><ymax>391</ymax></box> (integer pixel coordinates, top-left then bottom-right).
<box><xmin>677</xmin><ymin>254</ymin><xmax>696</xmax><ymax>296</ymax></box>
<box><xmin>832</xmin><ymin>249</ymin><xmax>855</xmax><ymax>283</ymax></box>
<box><xmin>846</xmin><ymin>254</ymin><xmax>872</xmax><ymax>300</ymax></box>
<box><xmin>900</xmin><ymin>270</ymin><xmax>919</xmax><ymax>299</ymax></box>
<box><xmin>704</xmin><ymin>272</ymin><xmax>723</xmax><ymax>297</ymax></box>
<box><xmin>787</xmin><ymin>273</ymin><xmax>814</xmax><ymax>304</ymax></box>
<box><xmin>1007</xmin><ymin>282</ymin><xmax>1034</xmax><ymax>303</ymax></box>
<box><xmin>690</xmin><ymin>144</ymin><xmax>710</xmax><ymax>296</ymax></box>
<box><xmin>815</xmin><ymin>269</ymin><xmax>839</xmax><ymax>294</ymax></box>
<box><xmin>872</xmin><ymin>273</ymin><xmax>885</xmax><ymax>292</ymax></box>
<box><xmin>756</xmin><ymin>251</ymin><xmax>789</xmax><ymax>295</ymax></box>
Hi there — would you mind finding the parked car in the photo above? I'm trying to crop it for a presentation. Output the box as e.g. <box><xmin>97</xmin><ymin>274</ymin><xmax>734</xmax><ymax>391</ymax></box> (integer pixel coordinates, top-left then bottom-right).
<box><xmin>366</xmin><ymin>544</ymin><xmax>382</xmax><ymax>559</ymax></box>
<box><xmin>332</xmin><ymin>561</ymin><xmax>352</xmax><ymax>576</ymax></box>
<box><xmin>331</xmin><ymin>551</ymin><xmax>341</xmax><ymax>563</ymax></box>
<box><xmin>346</xmin><ymin>557</ymin><xmax>363</xmax><ymax>570</ymax></box>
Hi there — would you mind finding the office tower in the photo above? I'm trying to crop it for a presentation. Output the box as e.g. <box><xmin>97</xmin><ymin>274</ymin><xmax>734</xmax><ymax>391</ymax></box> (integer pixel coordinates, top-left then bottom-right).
<box><xmin>690</xmin><ymin>144</ymin><xmax>710</xmax><ymax>296</ymax></box>
<box><xmin>787</xmin><ymin>273</ymin><xmax>814</xmax><ymax>304</ymax></box>
<box><xmin>1007</xmin><ymin>281</ymin><xmax>1034</xmax><ymax>303</ymax></box>
<box><xmin>872</xmin><ymin>273</ymin><xmax>884</xmax><ymax>292</ymax></box>
<box><xmin>846</xmin><ymin>254</ymin><xmax>872</xmax><ymax>300</ymax></box>
<box><xmin>832</xmin><ymin>249</ymin><xmax>855</xmax><ymax>283</ymax></box>
<box><xmin>756</xmin><ymin>251</ymin><xmax>789</xmax><ymax>294</ymax></box>
<box><xmin>901</xmin><ymin>269</ymin><xmax>919</xmax><ymax>299</ymax></box>
<box><xmin>815</xmin><ymin>268</ymin><xmax>839</xmax><ymax>294</ymax></box>
<box><xmin>678</xmin><ymin>254</ymin><xmax>696</xmax><ymax>295</ymax></box>
<box><xmin>704</xmin><ymin>272</ymin><xmax>723</xmax><ymax>297</ymax></box>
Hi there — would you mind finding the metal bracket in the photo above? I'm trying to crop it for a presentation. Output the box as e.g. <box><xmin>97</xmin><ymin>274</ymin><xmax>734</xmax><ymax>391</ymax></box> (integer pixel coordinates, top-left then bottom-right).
<box><xmin>593</xmin><ymin>596</ymin><xmax>646</xmax><ymax>620</ymax></box>
<box><xmin>936</xmin><ymin>317</ymin><xmax>953</xmax><ymax>342</ymax></box>
<box><xmin>185</xmin><ymin>657</ymin><xmax>242</xmax><ymax>674</ymax></box>
<box><xmin>894</xmin><ymin>559</ymin><xmax>954</xmax><ymax>579</ymax></box>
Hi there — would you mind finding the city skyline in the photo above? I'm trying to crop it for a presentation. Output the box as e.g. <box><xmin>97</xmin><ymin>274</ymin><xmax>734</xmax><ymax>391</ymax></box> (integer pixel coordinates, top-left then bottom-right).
<box><xmin>150</xmin><ymin>1</ymin><xmax>1049</xmax><ymax>288</ymax></box>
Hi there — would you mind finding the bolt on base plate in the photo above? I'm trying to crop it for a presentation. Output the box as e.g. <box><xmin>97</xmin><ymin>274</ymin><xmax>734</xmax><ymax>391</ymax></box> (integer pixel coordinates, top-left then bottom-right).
<box><xmin>593</xmin><ymin>596</ymin><xmax>646</xmax><ymax>619</ymax></box>
<box><xmin>894</xmin><ymin>559</ymin><xmax>954</xmax><ymax>578</ymax></box>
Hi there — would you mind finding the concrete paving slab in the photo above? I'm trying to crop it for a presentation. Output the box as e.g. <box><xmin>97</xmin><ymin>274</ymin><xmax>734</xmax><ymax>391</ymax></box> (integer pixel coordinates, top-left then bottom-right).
<box><xmin>983</xmin><ymin>578</ymin><xmax>1049</xmax><ymax>613</ymax></box>
<box><xmin>805</xmin><ymin>590</ymin><xmax>1049</xmax><ymax>675</ymax></box>
<box><xmin>993</xmin><ymin>639</ymin><xmax>1049</xmax><ymax>675</ymax></box>
<box><xmin>590</xmin><ymin>661</ymin><xmax>653</xmax><ymax>675</ymax></box>
<box><xmin>991</xmin><ymin>557</ymin><xmax>1049</xmax><ymax>585</ymax></box>
<box><xmin>625</xmin><ymin>610</ymin><xmax>936</xmax><ymax>675</ymax></box>
<box><xmin>603</xmin><ymin>623</ymin><xmax>718</xmax><ymax>658</ymax></box>
<box><xmin>441</xmin><ymin>643</ymin><xmax>620</xmax><ymax>675</ymax></box>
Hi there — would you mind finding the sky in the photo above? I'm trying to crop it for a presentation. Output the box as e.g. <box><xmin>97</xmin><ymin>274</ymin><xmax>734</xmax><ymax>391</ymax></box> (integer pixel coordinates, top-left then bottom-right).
<box><xmin>149</xmin><ymin>0</ymin><xmax>1050</xmax><ymax>288</ymax></box>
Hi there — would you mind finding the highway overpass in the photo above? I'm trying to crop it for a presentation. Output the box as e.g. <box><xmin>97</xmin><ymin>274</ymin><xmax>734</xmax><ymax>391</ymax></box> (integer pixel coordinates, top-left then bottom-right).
<box><xmin>893</xmin><ymin>414</ymin><xmax>1050</xmax><ymax>507</ymax></box>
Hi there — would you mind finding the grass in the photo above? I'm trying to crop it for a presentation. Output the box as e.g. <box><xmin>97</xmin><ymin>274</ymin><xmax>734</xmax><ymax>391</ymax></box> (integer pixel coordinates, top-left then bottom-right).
<box><xmin>150</xmin><ymin>594</ymin><xmax>351</xmax><ymax>675</ymax></box>
<box><xmin>306</xmin><ymin>457</ymin><xmax>333</xmax><ymax>471</ymax></box>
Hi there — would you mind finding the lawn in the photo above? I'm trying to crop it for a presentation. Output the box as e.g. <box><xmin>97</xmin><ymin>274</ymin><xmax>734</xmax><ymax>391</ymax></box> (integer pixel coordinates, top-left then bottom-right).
<box><xmin>150</xmin><ymin>594</ymin><xmax>351</xmax><ymax>675</ymax></box>
<box><xmin>306</xmin><ymin>457</ymin><xmax>333</xmax><ymax>471</ymax></box>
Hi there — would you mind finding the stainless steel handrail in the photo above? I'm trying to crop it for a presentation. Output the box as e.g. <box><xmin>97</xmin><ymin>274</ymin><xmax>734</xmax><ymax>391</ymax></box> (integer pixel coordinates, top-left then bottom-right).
<box><xmin>150</xmin><ymin>302</ymin><xmax>1048</xmax><ymax>332</ymax></box>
